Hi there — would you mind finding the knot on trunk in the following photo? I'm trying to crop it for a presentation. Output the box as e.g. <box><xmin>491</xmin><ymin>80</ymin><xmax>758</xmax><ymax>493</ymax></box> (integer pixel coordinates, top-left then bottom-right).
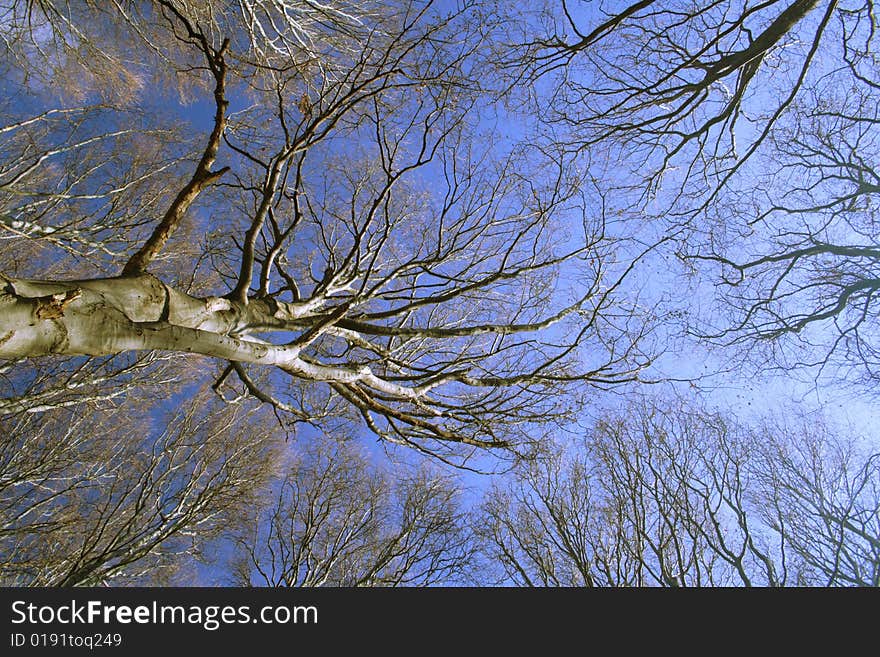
<box><xmin>35</xmin><ymin>289</ymin><xmax>82</xmax><ymax>320</ymax></box>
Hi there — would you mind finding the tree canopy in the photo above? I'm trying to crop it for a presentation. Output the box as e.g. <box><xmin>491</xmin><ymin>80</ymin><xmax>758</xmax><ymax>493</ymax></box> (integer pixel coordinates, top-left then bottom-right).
<box><xmin>0</xmin><ymin>0</ymin><xmax>657</xmax><ymax>462</ymax></box>
<box><xmin>1</xmin><ymin>0</ymin><xmax>877</xmax><ymax>586</ymax></box>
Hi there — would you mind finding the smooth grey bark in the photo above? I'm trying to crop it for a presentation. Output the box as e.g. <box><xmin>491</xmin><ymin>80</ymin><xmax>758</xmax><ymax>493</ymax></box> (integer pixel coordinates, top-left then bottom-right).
<box><xmin>0</xmin><ymin>274</ymin><xmax>453</xmax><ymax>400</ymax></box>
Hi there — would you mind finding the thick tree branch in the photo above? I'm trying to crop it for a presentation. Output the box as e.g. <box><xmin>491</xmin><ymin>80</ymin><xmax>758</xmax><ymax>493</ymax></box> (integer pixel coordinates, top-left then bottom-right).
<box><xmin>122</xmin><ymin>30</ymin><xmax>230</xmax><ymax>276</ymax></box>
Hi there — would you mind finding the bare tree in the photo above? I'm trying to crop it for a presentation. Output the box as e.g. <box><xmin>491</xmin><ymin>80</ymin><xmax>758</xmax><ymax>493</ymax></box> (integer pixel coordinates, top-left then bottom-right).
<box><xmin>681</xmin><ymin>45</ymin><xmax>880</xmax><ymax>384</ymax></box>
<box><xmin>509</xmin><ymin>0</ymin><xmax>838</xmax><ymax>202</ymax></box>
<box><xmin>0</xmin><ymin>387</ymin><xmax>277</xmax><ymax>586</ymax></box>
<box><xmin>8</xmin><ymin>0</ymin><xmax>872</xmax><ymax>591</ymax></box>
<box><xmin>231</xmin><ymin>439</ymin><xmax>475</xmax><ymax>586</ymax></box>
<box><xmin>477</xmin><ymin>396</ymin><xmax>878</xmax><ymax>586</ymax></box>
<box><xmin>0</xmin><ymin>0</ymin><xmax>658</xmax><ymax>461</ymax></box>
<box><xmin>495</xmin><ymin>1</ymin><xmax>880</xmax><ymax>387</ymax></box>
<box><xmin>752</xmin><ymin>414</ymin><xmax>880</xmax><ymax>586</ymax></box>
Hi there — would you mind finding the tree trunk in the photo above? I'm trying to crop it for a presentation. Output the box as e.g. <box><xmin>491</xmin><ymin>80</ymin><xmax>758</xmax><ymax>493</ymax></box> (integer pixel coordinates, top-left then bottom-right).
<box><xmin>0</xmin><ymin>274</ymin><xmax>293</xmax><ymax>362</ymax></box>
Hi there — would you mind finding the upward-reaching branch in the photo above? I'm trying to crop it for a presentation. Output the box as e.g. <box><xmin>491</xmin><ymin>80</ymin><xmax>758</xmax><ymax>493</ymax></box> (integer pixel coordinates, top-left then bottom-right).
<box><xmin>122</xmin><ymin>19</ymin><xmax>230</xmax><ymax>275</ymax></box>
